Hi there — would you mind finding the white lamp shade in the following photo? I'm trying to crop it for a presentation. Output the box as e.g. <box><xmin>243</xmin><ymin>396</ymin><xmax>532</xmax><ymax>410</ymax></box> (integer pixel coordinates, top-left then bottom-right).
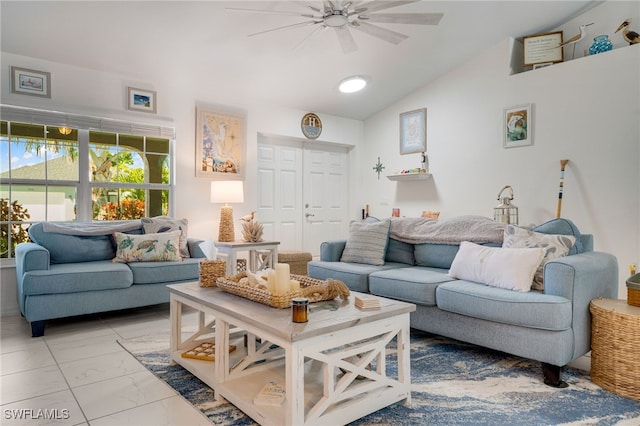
<box><xmin>210</xmin><ymin>180</ymin><xmax>244</xmax><ymax>204</ymax></box>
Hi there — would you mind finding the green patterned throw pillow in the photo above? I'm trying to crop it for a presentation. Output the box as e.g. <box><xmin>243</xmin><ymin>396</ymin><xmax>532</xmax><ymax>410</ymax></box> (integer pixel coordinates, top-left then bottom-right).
<box><xmin>113</xmin><ymin>231</ymin><xmax>182</xmax><ymax>263</ymax></box>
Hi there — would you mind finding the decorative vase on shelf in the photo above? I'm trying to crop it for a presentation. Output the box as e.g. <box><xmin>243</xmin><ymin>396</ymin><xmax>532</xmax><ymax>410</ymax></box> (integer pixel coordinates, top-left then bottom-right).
<box><xmin>589</xmin><ymin>35</ymin><xmax>613</xmax><ymax>55</ymax></box>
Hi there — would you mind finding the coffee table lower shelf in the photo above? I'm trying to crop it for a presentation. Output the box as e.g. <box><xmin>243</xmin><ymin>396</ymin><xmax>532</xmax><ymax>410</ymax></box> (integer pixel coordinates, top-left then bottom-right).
<box><xmin>168</xmin><ymin>283</ymin><xmax>415</xmax><ymax>426</ymax></box>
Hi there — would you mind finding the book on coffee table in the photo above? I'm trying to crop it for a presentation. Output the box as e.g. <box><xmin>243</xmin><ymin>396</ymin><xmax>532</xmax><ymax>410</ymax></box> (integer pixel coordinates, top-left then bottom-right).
<box><xmin>253</xmin><ymin>381</ymin><xmax>286</xmax><ymax>406</ymax></box>
<box><xmin>355</xmin><ymin>295</ymin><xmax>380</xmax><ymax>310</ymax></box>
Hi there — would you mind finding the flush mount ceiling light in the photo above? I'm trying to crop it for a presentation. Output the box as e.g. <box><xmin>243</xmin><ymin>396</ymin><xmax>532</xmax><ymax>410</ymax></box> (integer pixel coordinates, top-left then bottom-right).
<box><xmin>339</xmin><ymin>76</ymin><xmax>367</xmax><ymax>93</ymax></box>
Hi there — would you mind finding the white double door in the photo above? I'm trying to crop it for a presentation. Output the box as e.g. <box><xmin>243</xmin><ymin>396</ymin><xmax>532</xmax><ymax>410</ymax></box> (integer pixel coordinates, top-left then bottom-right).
<box><xmin>256</xmin><ymin>135</ymin><xmax>351</xmax><ymax>258</ymax></box>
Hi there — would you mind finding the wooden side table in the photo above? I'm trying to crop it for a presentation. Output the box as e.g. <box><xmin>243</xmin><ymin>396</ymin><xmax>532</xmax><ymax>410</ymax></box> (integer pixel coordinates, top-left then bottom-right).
<box><xmin>589</xmin><ymin>298</ymin><xmax>640</xmax><ymax>401</ymax></box>
<box><xmin>214</xmin><ymin>241</ymin><xmax>280</xmax><ymax>276</ymax></box>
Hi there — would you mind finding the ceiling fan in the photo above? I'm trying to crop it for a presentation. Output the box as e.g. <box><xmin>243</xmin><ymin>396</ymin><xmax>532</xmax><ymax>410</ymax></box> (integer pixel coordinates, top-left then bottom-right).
<box><xmin>226</xmin><ymin>1</ymin><xmax>444</xmax><ymax>53</ymax></box>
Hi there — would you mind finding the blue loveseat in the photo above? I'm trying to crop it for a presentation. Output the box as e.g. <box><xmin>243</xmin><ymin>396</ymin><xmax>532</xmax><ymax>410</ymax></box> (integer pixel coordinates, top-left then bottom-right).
<box><xmin>15</xmin><ymin>220</ymin><xmax>206</xmax><ymax>337</ymax></box>
<box><xmin>308</xmin><ymin>217</ymin><xmax>618</xmax><ymax>387</ymax></box>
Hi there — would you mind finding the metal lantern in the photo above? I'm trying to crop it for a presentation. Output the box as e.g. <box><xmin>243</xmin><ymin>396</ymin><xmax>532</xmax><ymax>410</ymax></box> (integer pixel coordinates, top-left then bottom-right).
<box><xmin>494</xmin><ymin>185</ymin><xmax>519</xmax><ymax>225</ymax></box>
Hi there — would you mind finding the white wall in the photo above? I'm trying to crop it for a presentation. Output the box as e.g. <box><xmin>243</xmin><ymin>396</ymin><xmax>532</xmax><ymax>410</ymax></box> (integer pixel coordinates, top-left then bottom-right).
<box><xmin>0</xmin><ymin>52</ymin><xmax>364</xmax><ymax>316</ymax></box>
<box><xmin>360</xmin><ymin>4</ymin><xmax>640</xmax><ymax>297</ymax></box>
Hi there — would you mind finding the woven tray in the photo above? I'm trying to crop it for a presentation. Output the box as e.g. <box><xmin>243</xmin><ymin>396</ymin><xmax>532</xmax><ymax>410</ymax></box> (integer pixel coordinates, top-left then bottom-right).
<box><xmin>216</xmin><ymin>272</ymin><xmax>350</xmax><ymax>309</ymax></box>
<box><xmin>627</xmin><ymin>273</ymin><xmax>640</xmax><ymax>307</ymax></box>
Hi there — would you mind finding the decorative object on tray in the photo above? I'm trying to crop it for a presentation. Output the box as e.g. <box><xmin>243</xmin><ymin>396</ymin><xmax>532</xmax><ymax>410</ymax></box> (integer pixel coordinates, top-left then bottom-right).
<box><xmin>241</xmin><ymin>213</ymin><xmax>264</xmax><ymax>243</ymax></box>
<box><xmin>421</xmin><ymin>210</ymin><xmax>440</xmax><ymax>220</ymax></box>
<box><xmin>253</xmin><ymin>381</ymin><xmax>286</xmax><ymax>407</ymax></box>
<box><xmin>615</xmin><ymin>19</ymin><xmax>640</xmax><ymax>45</ymax></box>
<box><xmin>180</xmin><ymin>341</ymin><xmax>236</xmax><ymax>362</ymax></box>
<box><xmin>199</xmin><ymin>260</ymin><xmax>226</xmax><ymax>287</ymax></box>
<box><xmin>217</xmin><ymin>271</ymin><xmax>350</xmax><ymax>309</ymax></box>
<box><xmin>588</xmin><ymin>35</ymin><xmax>613</xmax><ymax>55</ymax></box>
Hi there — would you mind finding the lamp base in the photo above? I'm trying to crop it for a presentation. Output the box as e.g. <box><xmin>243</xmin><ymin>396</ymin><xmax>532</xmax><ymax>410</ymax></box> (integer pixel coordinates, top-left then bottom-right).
<box><xmin>218</xmin><ymin>206</ymin><xmax>235</xmax><ymax>242</ymax></box>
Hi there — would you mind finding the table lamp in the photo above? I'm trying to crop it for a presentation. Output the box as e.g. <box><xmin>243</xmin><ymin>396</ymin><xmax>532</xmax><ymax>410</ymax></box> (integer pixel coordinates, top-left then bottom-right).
<box><xmin>211</xmin><ymin>180</ymin><xmax>244</xmax><ymax>242</ymax></box>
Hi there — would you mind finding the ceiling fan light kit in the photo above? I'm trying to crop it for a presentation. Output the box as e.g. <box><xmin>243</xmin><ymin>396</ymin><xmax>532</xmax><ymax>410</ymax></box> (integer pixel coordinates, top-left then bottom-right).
<box><xmin>228</xmin><ymin>1</ymin><xmax>443</xmax><ymax>54</ymax></box>
<box><xmin>339</xmin><ymin>75</ymin><xmax>367</xmax><ymax>93</ymax></box>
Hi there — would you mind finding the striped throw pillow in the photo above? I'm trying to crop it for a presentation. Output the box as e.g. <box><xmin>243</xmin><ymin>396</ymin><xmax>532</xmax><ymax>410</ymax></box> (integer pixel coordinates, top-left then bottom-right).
<box><xmin>341</xmin><ymin>219</ymin><xmax>391</xmax><ymax>266</ymax></box>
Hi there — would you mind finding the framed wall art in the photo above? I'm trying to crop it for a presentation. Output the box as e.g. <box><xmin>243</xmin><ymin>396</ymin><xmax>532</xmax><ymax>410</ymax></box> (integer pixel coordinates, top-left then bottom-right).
<box><xmin>195</xmin><ymin>106</ymin><xmax>246</xmax><ymax>179</ymax></box>
<box><xmin>10</xmin><ymin>66</ymin><xmax>51</xmax><ymax>98</ymax></box>
<box><xmin>503</xmin><ymin>104</ymin><xmax>533</xmax><ymax>148</ymax></box>
<box><xmin>127</xmin><ymin>87</ymin><xmax>157</xmax><ymax>113</ymax></box>
<box><xmin>399</xmin><ymin>108</ymin><xmax>426</xmax><ymax>155</ymax></box>
<box><xmin>523</xmin><ymin>31</ymin><xmax>563</xmax><ymax>67</ymax></box>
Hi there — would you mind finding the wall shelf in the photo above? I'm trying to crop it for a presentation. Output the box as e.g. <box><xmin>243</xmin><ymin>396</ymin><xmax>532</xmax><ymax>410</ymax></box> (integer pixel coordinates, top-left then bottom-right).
<box><xmin>386</xmin><ymin>173</ymin><xmax>432</xmax><ymax>181</ymax></box>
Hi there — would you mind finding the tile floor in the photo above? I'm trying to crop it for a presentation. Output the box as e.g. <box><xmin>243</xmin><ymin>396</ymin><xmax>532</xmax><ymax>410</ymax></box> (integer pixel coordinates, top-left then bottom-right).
<box><xmin>0</xmin><ymin>304</ymin><xmax>211</xmax><ymax>426</ymax></box>
<box><xmin>0</xmin><ymin>304</ymin><xmax>592</xmax><ymax>426</ymax></box>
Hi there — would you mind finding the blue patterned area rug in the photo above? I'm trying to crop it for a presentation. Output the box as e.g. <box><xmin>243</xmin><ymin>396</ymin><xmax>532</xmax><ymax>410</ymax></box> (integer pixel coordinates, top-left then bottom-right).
<box><xmin>120</xmin><ymin>330</ymin><xmax>640</xmax><ymax>425</ymax></box>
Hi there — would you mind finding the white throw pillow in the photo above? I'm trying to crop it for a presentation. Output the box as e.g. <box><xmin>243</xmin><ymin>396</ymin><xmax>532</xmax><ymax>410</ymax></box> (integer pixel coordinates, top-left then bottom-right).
<box><xmin>502</xmin><ymin>225</ymin><xmax>576</xmax><ymax>291</ymax></box>
<box><xmin>341</xmin><ymin>219</ymin><xmax>391</xmax><ymax>266</ymax></box>
<box><xmin>448</xmin><ymin>241</ymin><xmax>544</xmax><ymax>292</ymax></box>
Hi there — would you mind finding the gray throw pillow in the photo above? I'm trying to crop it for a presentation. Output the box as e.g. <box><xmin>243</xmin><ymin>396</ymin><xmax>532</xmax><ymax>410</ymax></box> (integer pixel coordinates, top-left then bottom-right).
<box><xmin>341</xmin><ymin>219</ymin><xmax>390</xmax><ymax>266</ymax></box>
<box><xmin>141</xmin><ymin>216</ymin><xmax>189</xmax><ymax>258</ymax></box>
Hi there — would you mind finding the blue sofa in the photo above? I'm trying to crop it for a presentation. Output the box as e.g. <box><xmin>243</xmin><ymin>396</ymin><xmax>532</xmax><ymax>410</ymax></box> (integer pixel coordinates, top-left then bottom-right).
<box><xmin>308</xmin><ymin>217</ymin><xmax>618</xmax><ymax>387</ymax></box>
<box><xmin>15</xmin><ymin>221</ymin><xmax>206</xmax><ymax>337</ymax></box>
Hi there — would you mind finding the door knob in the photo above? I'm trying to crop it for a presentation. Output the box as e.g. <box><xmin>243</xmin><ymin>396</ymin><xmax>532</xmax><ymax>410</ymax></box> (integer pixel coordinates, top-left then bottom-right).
<box><xmin>305</xmin><ymin>213</ymin><xmax>315</xmax><ymax>218</ymax></box>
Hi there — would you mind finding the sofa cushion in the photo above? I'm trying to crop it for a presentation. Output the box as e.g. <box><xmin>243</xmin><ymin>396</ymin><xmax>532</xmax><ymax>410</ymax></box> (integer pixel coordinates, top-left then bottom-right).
<box><xmin>369</xmin><ymin>267</ymin><xmax>456</xmax><ymax>306</ymax></box>
<box><xmin>141</xmin><ymin>216</ymin><xmax>190</xmax><ymax>258</ymax></box>
<box><xmin>414</xmin><ymin>243</ymin><xmax>459</xmax><ymax>269</ymax></box>
<box><xmin>532</xmin><ymin>218</ymin><xmax>583</xmax><ymax>254</ymax></box>
<box><xmin>436</xmin><ymin>280</ymin><xmax>572</xmax><ymax>331</ymax></box>
<box><xmin>341</xmin><ymin>219</ymin><xmax>390</xmax><ymax>266</ymax></box>
<box><xmin>113</xmin><ymin>231</ymin><xmax>182</xmax><ymax>263</ymax></box>
<box><xmin>308</xmin><ymin>260</ymin><xmax>408</xmax><ymax>293</ymax></box>
<box><xmin>128</xmin><ymin>257</ymin><xmax>201</xmax><ymax>284</ymax></box>
<box><xmin>448</xmin><ymin>241</ymin><xmax>543</xmax><ymax>292</ymax></box>
<box><xmin>385</xmin><ymin>238</ymin><xmax>415</xmax><ymax>265</ymax></box>
<box><xmin>22</xmin><ymin>261</ymin><xmax>133</xmax><ymax>295</ymax></box>
<box><xmin>503</xmin><ymin>225</ymin><xmax>575</xmax><ymax>291</ymax></box>
<box><xmin>28</xmin><ymin>222</ymin><xmax>116</xmax><ymax>264</ymax></box>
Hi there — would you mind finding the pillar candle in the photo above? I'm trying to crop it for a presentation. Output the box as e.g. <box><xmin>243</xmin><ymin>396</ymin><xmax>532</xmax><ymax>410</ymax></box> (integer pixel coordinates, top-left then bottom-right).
<box><xmin>267</xmin><ymin>269</ymin><xmax>277</xmax><ymax>294</ymax></box>
<box><xmin>275</xmin><ymin>263</ymin><xmax>290</xmax><ymax>294</ymax></box>
<box><xmin>290</xmin><ymin>279</ymin><xmax>300</xmax><ymax>292</ymax></box>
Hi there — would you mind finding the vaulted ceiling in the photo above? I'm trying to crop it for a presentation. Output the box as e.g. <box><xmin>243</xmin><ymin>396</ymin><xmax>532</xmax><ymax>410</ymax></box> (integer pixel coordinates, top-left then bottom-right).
<box><xmin>1</xmin><ymin>1</ymin><xmax>600</xmax><ymax>120</ymax></box>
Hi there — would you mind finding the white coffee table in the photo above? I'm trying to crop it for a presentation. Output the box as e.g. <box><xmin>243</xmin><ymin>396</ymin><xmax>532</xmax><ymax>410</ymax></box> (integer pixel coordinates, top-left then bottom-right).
<box><xmin>168</xmin><ymin>282</ymin><xmax>416</xmax><ymax>426</ymax></box>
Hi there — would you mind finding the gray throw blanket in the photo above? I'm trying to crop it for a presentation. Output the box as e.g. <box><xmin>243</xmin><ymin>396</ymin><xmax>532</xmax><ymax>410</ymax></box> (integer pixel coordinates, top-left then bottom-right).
<box><xmin>389</xmin><ymin>215</ymin><xmax>506</xmax><ymax>245</ymax></box>
<box><xmin>42</xmin><ymin>221</ymin><xmax>142</xmax><ymax>236</ymax></box>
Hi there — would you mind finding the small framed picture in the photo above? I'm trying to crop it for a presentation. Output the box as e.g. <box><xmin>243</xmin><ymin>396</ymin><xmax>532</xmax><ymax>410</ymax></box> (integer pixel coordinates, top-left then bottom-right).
<box><xmin>127</xmin><ymin>87</ymin><xmax>157</xmax><ymax>114</ymax></box>
<box><xmin>399</xmin><ymin>108</ymin><xmax>426</xmax><ymax>155</ymax></box>
<box><xmin>10</xmin><ymin>66</ymin><xmax>51</xmax><ymax>98</ymax></box>
<box><xmin>503</xmin><ymin>104</ymin><xmax>533</xmax><ymax>148</ymax></box>
<box><xmin>523</xmin><ymin>31</ymin><xmax>563</xmax><ymax>67</ymax></box>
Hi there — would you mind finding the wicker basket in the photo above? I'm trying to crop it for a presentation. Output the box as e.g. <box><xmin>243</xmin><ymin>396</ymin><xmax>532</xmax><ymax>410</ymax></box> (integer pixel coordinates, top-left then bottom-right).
<box><xmin>590</xmin><ymin>298</ymin><xmax>640</xmax><ymax>401</ymax></box>
<box><xmin>199</xmin><ymin>260</ymin><xmax>226</xmax><ymax>287</ymax></box>
<box><xmin>216</xmin><ymin>272</ymin><xmax>350</xmax><ymax>309</ymax></box>
<box><xmin>627</xmin><ymin>273</ymin><xmax>640</xmax><ymax>307</ymax></box>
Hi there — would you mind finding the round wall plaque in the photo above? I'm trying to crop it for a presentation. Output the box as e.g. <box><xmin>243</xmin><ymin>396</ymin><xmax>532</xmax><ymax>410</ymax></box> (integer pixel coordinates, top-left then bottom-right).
<box><xmin>301</xmin><ymin>113</ymin><xmax>322</xmax><ymax>139</ymax></box>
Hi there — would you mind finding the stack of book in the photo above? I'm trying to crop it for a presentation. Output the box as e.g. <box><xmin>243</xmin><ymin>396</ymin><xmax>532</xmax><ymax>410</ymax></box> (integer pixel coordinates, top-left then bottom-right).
<box><xmin>253</xmin><ymin>381</ymin><xmax>286</xmax><ymax>406</ymax></box>
<box><xmin>355</xmin><ymin>295</ymin><xmax>380</xmax><ymax>310</ymax></box>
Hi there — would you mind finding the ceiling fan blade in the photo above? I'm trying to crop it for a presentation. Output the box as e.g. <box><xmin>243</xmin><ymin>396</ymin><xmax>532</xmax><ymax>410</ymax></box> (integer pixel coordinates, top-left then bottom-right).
<box><xmin>361</xmin><ymin>12</ymin><xmax>443</xmax><ymax>25</ymax></box>
<box><xmin>294</xmin><ymin>25</ymin><xmax>327</xmax><ymax>51</ymax></box>
<box><xmin>248</xmin><ymin>20</ymin><xmax>319</xmax><ymax>37</ymax></box>
<box><xmin>291</xmin><ymin>1</ymin><xmax>323</xmax><ymax>13</ymax></box>
<box><xmin>356</xmin><ymin>1</ymin><xmax>419</xmax><ymax>13</ymax></box>
<box><xmin>350</xmin><ymin>21</ymin><xmax>408</xmax><ymax>44</ymax></box>
<box><xmin>335</xmin><ymin>26</ymin><xmax>358</xmax><ymax>53</ymax></box>
<box><xmin>226</xmin><ymin>7</ymin><xmax>317</xmax><ymax>19</ymax></box>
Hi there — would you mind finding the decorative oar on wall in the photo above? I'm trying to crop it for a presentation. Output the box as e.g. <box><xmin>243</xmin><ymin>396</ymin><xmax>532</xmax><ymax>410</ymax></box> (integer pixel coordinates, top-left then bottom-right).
<box><xmin>556</xmin><ymin>159</ymin><xmax>569</xmax><ymax>218</ymax></box>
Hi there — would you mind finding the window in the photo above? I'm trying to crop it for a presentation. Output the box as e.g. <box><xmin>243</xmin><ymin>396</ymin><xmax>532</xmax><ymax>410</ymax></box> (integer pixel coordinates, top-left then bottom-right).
<box><xmin>0</xmin><ymin>105</ymin><xmax>175</xmax><ymax>259</ymax></box>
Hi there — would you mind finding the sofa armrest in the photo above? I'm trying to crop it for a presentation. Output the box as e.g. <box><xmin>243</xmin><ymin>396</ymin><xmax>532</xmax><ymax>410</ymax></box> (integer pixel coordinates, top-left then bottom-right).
<box><xmin>320</xmin><ymin>240</ymin><xmax>347</xmax><ymax>262</ymax></box>
<box><xmin>15</xmin><ymin>243</ymin><xmax>50</xmax><ymax>276</ymax></box>
<box><xmin>187</xmin><ymin>238</ymin><xmax>207</xmax><ymax>259</ymax></box>
<box><xmin>544</xmin><ymin>251</ymin><xmax>618</xmax><ymax>359</ymax></box>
